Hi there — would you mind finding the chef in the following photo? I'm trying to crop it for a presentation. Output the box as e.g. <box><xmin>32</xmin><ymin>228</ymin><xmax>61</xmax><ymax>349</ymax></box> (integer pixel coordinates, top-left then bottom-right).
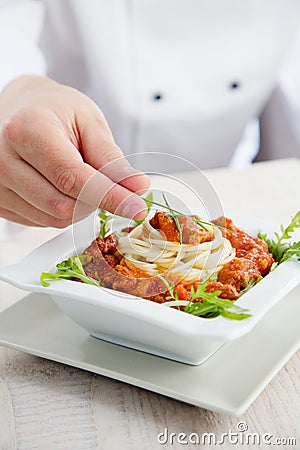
<box><xmin>0</xmin><ymin>0</ymin><xmax>300</xmax><ymax>229</ymax></box>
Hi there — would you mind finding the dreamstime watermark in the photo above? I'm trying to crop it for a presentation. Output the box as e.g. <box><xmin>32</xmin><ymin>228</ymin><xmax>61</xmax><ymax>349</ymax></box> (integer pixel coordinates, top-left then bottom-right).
<box><xmin>157</xmin><ymin>422</ymin><xmax>297</xmax><ymax>446</ymax></box>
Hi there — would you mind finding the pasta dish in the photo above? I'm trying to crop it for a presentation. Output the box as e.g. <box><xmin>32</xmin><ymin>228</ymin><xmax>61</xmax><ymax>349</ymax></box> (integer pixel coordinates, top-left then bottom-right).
<box><xmin>40</xmin><ymin>195</ymin><xmax>300</xmax><ymax>321</ymax></box>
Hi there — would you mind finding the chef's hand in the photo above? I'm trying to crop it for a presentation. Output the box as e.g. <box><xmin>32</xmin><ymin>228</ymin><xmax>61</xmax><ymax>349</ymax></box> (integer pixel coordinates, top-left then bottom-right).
<box><xmin>0</xmin><ymin>75</ymin><xmax>150</xmax><ymax>227</ymax></box>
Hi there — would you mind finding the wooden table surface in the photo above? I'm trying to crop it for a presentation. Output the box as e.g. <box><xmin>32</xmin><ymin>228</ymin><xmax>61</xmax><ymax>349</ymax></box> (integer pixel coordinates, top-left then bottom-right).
<box><xmin>0</xmin><ymin>159</ymin><xmax>299</xmax><ymax>450</ymax></box>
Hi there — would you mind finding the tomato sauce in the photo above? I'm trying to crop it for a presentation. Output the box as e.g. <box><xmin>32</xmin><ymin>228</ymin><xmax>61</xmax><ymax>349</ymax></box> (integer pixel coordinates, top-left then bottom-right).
<box><xmin>82</xmin><ymin>212</ymin><xmax>274</xmax><ymax>303</ymax></box>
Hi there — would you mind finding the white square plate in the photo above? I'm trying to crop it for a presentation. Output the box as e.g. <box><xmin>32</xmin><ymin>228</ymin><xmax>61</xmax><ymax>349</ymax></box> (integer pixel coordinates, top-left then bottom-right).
<box><xmin>0</xmin><ymin>213</ymin><xmax>299</xmax><ymax>365</ymax></box>
<box><xmin>0</xmin><ymin>289</ymin><xmax>299</xmax><ymax>416</ymax></box>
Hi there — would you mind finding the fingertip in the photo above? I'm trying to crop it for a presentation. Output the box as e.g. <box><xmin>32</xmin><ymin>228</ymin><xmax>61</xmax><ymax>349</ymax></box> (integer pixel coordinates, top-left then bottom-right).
<box><xmin>120</xmin><ymin>197</ymin><xmax>148</xmax><ymax>220</ymax></box>
<box><xmin>132</xmin><ymin>209</ymin><xmax>148</xmax><ymax>221</ymax></box>
<box><xmin>121</xmin><ymin>172</ymin><xmax>151</xmax><ymax>195</ymax></box>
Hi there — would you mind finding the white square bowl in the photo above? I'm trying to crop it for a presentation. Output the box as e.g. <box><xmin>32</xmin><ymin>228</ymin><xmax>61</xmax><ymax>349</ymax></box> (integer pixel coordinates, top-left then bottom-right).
<box><xmin>0</xmin><ymin>213</ymin><xmax>299</xmax><ymax>365</ymax></box>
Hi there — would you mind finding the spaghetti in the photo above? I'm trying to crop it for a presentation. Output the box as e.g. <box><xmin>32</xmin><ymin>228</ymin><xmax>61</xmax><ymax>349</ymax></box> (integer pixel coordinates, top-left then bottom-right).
<box><xmin>118</xmin><ymin>217</ymin><xmax>235</xmax><ymax>282</ymax></box>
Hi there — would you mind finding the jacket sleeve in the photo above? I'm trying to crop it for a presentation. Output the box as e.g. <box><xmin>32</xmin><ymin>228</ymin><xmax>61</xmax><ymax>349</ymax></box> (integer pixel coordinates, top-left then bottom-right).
<box><xmin>0</xmin><ymin>0</ymin><xmax>46</xmax><ymax>93</ymax></box>
<box><xmin>258</xmin><ymin>28</ymin><xmax>300</xmax><ymax>161</ymax></box>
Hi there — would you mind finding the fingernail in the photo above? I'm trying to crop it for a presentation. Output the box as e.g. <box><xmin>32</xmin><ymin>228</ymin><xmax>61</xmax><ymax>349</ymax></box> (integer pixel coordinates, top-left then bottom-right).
<box><xmin>123</xmin><ymin>166</ymin><xmax>148</xmax><ymax>179</ymax></box>
<box><xmin>122</xmin><ymin>203</ymin><xmax>146</xmax><ymax>220</ymax></box>
<box><xmin>142</xmin><ymin>173</ymin><xmax>151</xmax><ymax>185</ymax></box>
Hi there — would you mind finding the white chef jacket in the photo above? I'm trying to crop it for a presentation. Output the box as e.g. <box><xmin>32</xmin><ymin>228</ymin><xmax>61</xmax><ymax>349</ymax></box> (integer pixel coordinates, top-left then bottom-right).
<box><xmin>1</xmin><ymin>0</ymin><xmax>300</xmax><ymax>172</ymax></box>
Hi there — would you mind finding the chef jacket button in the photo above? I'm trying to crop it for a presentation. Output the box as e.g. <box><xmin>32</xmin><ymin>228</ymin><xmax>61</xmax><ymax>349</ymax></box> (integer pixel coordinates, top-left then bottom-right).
<box><xmin>230</xmin><ymin>81</ymin><xmax>240</xmax><ymax>90</ymax></box>
<box><xmin>152</xmin><ymin>93</ymin><xmax>163</xmax><ymax>101</ymax></box>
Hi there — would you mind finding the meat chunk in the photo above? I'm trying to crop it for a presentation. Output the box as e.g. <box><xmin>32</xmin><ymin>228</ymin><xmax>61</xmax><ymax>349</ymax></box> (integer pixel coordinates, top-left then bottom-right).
<box><xmin>82</xmin><ymin>234</ymin><xmax>120</xmax><ymax>286</ymax></box>
<box><xmin>206</xmin><ymin>280</ymin><xmax>239</xmax><ymax>300</ymax></box>
<box><xmin>111</xmin><ymin>266</ymin><xmax>168</xmax><ymax>299</ymax></box>
<box><xmin>217</xmin><ymin>257</ymin><xmax>261</xmax><ymax>291</ymax></box>
<box><xmin>179</xmin><ymin>215</ymin><xmax>214</xmax><ymax>245</ymax></box>
<box><xmin>96</xmin><ymin>233</ymin><xmax>119</xmax><ymax>254</ymax></box>
<box><xmin>149</xmin><ymin>212</ymin><xmax>179</xmax><ymax>242</ymax></box>
<box><xmin>213</xmin><ymin>216</ymin><xmax>274</xmax><ymax>276</ymax></box>
<box><xmin>212</xmin><ymin>216</ymin><xmax>235</xmax><ymax>233</ymax></box>
<box><xmin>149</xmin><ymin>211</ymin><xmax>213</xmax><ymax>244</ymax></box>
<box><xmin>244</xmin><ymin>245</ymin><xmax>274</xmax><ymax>276</ymax></box>
<box><xmin>83</xmin><ymin>235</ymin><xmax>170</xmax><ymax>299</ymax></box>
<box><xmin>83</xmin><ymin>256</ymin><xmax>117</xmax><ymax>287</ymax></box>
<box><xmin>83</xmin><ymin>233</ymin><xmax>119</xmax><ymax>258</ymax></box>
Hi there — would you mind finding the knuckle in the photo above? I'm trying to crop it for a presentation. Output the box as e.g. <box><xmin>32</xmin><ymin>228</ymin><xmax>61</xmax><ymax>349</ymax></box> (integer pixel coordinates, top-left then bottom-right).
<box><xmin>99</xmin><ymin>186</ymin><xmax>118</xmax><ymax>213</ymax></box>
<box><xmin>55</xmin><ymin>167</ymin><xmax>80</xmax><ymax>196</ymax></box>
<box><xmin>93</xmin><ymin>113</ymin><xmax>106</xmax><ymax>129</ymax></box>
<box><xmin>48</xmin><ymin>196</ymin><xmax>75</xmax><ymax>219</ymax></box>
<box><xmin>94</xmin><ymin>141</ymin><xmax>123</xmax><ymax>171</ymax></box>
<box><xmin>1</xmin><ymin>109</ymin><xmax>37</xmax><ymax>143</ymax></box>
<box><xmin>1</xmin><ymin>113</ymin><xmax>24</xmax><ymax>143</ymax></box>
<box><xmin>102</xmin><ymin>145</ymin><xmax>123</xmax><ymax>164</ymax></box>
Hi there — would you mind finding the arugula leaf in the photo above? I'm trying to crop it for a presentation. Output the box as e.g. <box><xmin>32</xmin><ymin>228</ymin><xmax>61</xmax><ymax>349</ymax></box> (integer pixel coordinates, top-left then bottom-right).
<box><xmin>158</xmin><ymin>274</ymin><xmax>251</xmax><ymax>320</ymax></box>
<box><xmin>185</xmin><ymin>279</ymin><xmax>252</xmax><ymax>320</ymax></box>
<box><xmin>186</xmin><ymin>279</ymin><xmax>251</xmax><ymax>320</ymax></box>
<box><xmin>98</xmin><ymin>211</ymin><xmax>113</xmax><ymax>238</ymax></box>
<box><xmin>40</xmin><ymin>256</ymin><xmax>100</xmax><ymax>287</ymax></box>
<box><xmin>270</xmin><ymin>261</ymin><xmax>278</xmax><ymax>272</ymax></box>
<box><xmin>184</xmin><ymin>300</ymin><xmax>219</xmax><ymax>317</ymax></box>
<box><xmin>220</xmin><ymin>310</ymin><xmax>252</xmax><ymax>320</ymax></box>
<box><xmin>258</xmin><ymin>210</ymin><xmax>300</xmax><ymax>264</ymax></box>
<box><xmin>133</xmin><ymin>192</ymin><xmax>153</xmax><ymax>227</ymax></box>
<box><xmin>239</xmin><ymin>276</ymin><xmax>263</xmax><ymax>296</ymax></box>
<box><xmin>280</xmin><ymin>241</ymin><xmax>300</xmax><ymax>263</ymax></box>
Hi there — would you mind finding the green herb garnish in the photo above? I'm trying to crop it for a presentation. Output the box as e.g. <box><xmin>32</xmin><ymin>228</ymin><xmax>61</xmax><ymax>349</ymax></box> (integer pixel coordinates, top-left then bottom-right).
<box><xmin>143</xmin><ymin>194</ymin><xmax>233</xmax><ymax>236</ymax></box>
<box><xmin>133</xmin><ymin>192</ymin><xmax>153</xmax><ymax>226</ymax></box>
<box><xmin>258</xmin><ymin>211</ymin><xmax>300</xmax><ymax>264</ymax></box>
<box><xmin>98</xmin><ymin>211</ymin><xmax>113</xmax><ymax>238</ymax></box>
<box><xmin>158</xmin><ymin>274</ymin><xmax>251</xmax><ymax>320</ymax></box>
<box><xmin>185</xmin><ymin>279</ymin><xmax>252</xmax><ymax>320</ymax></box>
<box><xmin>280</xmin><ymin>241</ymin><xmax>300</xmax><ymax>263</ymax></box>
<box><xmin>239</xmin><ymin>276</ymin><xmax>263</xmax><ymax>296</ymax></box>
<box><xmin>157</xmin><ymin>274</ymin><xmax>178</xmax><ymax>301</ymax></box>
<box><xmin>162</xmin><ymin>192</ymin><xmax>183</xmax><ymax>244</ymax></box>
<box><xmin>40</xmin><ymin>256</ymin><xmax>100</xmax><ymax>287</ymax></box>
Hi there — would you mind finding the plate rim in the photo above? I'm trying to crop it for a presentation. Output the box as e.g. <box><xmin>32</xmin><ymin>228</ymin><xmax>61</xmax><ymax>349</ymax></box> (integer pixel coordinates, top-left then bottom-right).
<box><xmin>0</xmin><ymin>291</ymin><xmax>299</xmax><ymax>417</ymax></box>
